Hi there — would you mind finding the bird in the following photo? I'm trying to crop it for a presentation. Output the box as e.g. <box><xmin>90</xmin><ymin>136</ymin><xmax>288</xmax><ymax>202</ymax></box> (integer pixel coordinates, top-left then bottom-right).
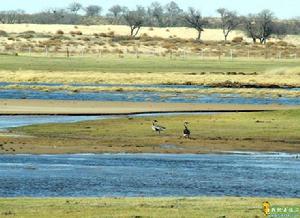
<box><xmin>152</xmin><ymin>120</ymin><xmax>166</xmax><ymax>134</ymax></box>
<box><xmin>183</xmin><ymin>122</ymin><xmax>191</xmax><ymax>138</ymax></box>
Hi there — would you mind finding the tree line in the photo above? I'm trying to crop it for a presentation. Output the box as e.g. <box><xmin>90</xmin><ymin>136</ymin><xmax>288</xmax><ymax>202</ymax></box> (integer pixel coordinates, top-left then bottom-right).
<box><xmin>1</xmin><ymin>1</ymin><xmax>300</xmax><ymax>43</ymax></box>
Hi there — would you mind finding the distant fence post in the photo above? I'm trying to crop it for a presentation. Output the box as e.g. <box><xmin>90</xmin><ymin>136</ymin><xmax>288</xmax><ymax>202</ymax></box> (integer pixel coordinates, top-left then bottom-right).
<box><xmin>230</xmin><ymin>49</ymin><xmax>233</xmax><ymax>60</ymax></box>
<box><xmin>45</xmin><ymin>46</ymin><xmax>48</xmax><ymax>57</ymax></box>
<box><xmin>66</xmin><ymin>47</ymin><xmax>70</xmax><ymax>58</ymax></box>
<box><xmin>28</xmin><ymin>47</ymin><xmax>31</xmax><ymax>56</ymax></box>
<box><xmin>97</xmin><ymin>49</ymin><xmax>102</xmax><ymax>58</ymax></box>
<box><xmin>264</xmin><ymin>47</ymin><xmax>268</xmax><ymax>59</ymax></box>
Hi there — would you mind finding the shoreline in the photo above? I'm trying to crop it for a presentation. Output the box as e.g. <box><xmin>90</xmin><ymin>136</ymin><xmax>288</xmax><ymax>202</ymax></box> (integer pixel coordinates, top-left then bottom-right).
<box><xmin>1</xmin><ymin>99</ymin><xmax>299</xmax><ymax>115</ymax></box>
<box><xmin>1</xmin><ymin>151</ymin><xmax>300</xmax><ymax>155</ymax></box>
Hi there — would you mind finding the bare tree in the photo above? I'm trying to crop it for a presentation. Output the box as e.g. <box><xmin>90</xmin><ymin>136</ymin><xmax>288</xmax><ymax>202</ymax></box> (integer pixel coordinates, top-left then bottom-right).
<box><xmin>108</xmin><ymin>5</ymin><xmax>123</xmax><ymax>23</ymax></box>
<box><xmin>0</xmin><ymin>10</ymin><xmax>24</xmax><ymax>24</ymax></box>
<box><xmin>256</xmin><ymin>10</ymin><xmax>275</xmax><ymax>44</ymax></box>
<box><xmin>30</xmin><ymin>9</ymin><xmax>79</xmax><ymax>24</ymax></box>
<box><xmin>147</xmin><ymin>2</ymin><xmax>164</xmax><ymax>27</ymax></box>
<box><xmin>184</xmin><ymin>8</ymin><xmax>208</xmax><ymax>41</ymax></box>
<box><xmin>243</xmin><ymin>10</ymin><xmax>275</xmax><ymax>44</ymax></box>
<box><xmin>272</xmin><ymin>22</ymin><xmax>288</xmax><ymax>39</ymax></box>
<box><xmin>123</xmin><ymin>7</ymin><xmax>145</xmax><ymax>37</ymax></box>
<box><xmin>217</xmin><ymin>8</ymin><xmax>240</xmax><ymax>41</ymax></box>
<box><xmin>243</xmin><ymin>15</ymin><xmax>260</xmax><ymax>43</ymax></box>
<box><xmin>165</xmin><ymin>1</ymin><xmax>183</xmax><ymax>26</ymax></box>
<box><xmin>68</xmin><ymin>2</ymin><xmax>82</xmax><ymax>14</ymax></box>
<box><xmin>85</xmin><ymin>5</ymin><xmax>102</xmax><ymax>17</ymax></box>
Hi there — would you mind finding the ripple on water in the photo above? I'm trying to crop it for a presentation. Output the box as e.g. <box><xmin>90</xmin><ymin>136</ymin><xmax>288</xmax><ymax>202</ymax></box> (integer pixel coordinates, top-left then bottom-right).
<box><xmin>0</xmin><ymin>88</ymin><xmax>299</xmax><ymax>105</ymax></box>
<box><xmin>0</xmin><ymin>153</ymin><xmax>299</xmax><ymax>197</ymax></box>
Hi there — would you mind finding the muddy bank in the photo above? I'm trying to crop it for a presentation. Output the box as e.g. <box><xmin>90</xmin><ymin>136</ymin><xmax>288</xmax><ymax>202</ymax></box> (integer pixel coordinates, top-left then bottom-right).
<box><xmin>0</xmin><ymin>99</ymin><xmax>299</xmax><ymax>115</ymax></box>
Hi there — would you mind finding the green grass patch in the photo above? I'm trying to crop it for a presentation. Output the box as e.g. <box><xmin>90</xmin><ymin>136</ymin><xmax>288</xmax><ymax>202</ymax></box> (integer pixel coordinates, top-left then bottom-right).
<box><xmin>1</xmin><ymin>55</ymin><xmax>300</xmax><ymax>73</ymax></box>
<box><xmin>12</xmin><ymin>110</ymin><xmax>300</xmax><ymax>154</ymax></box>
<box><xmin>0</xmin><ymin>197</ymin><xmax>299</xmax><ymax>218</ymax></box>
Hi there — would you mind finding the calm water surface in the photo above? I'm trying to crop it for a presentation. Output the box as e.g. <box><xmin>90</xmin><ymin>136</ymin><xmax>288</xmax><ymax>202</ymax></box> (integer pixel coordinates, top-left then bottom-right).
<box><xmin>0</xmin><ymin>89</ymin><xmax>299</xmax><ymax>105</ymax></box>
<box><xmin>0</xmin><ymin>153</ymin><xmax>299</xmax><ymax>197</ymax></box>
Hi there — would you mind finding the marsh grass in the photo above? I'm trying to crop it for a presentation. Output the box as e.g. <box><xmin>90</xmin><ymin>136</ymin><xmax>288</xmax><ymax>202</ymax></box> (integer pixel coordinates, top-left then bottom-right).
<box><xmin>0</xmin><ymin>56</ymin><xmax>299</xmax><ymax>97</ymax></box>
<box><xmin>0</xmin><ymin>197</ymin><xmax>299</xmax><ymax>218</ymax></box>
<box><xmin>0</xmin><ymin>56</ymin><xmax>299</xmax><ymax>87</ymax></box>
<box><xmin>1</xmin><ymin>84</ymin><xmax>300</xmax><ymax>98</ymax></box>
<box><xmin>7</xmin><ymin>110</ymin><xmax>300</xmax><ymax>154</ymax></box>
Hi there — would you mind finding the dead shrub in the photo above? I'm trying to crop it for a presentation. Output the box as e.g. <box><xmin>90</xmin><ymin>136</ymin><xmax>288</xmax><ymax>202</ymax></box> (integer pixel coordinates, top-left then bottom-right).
<box><xmin>0</xmin><ymin>30</ymin><xmax>8</xmax><ymax>37</ymax></box>
<box><xmin>69</xmin><ymin>30</ymin><xmax>82</xmax><ymax>36</ymax></box>
<box><xmin>4</xmin><ymin>44</ymin><xmax>14</xmax><ymax>50</ymax></box>
<box><xmin>81</xmin><ymin>37</ymin><xmax>91</xmax><ymax>41</ymax></box>
<box><xmin>56</xmin><ymin>30</ymin><xmax>64</xmax><ymax>35</ymax></box>
<box><xmin>94</xmin><ymin>41</ymin><xmax>105</xmax><ymax>46</ymax></box>
<box><xmin>22</xmin><ymin>30</ymin><xmax>35</xmax><ymax>34</ymax></box>
<box><xmin>232</xmin><ymin>37</ymin><xmax>243</xmax><ymax>43</ymax></box>
<box><xmin>108</xmin><ymin>31</ymin><xmax>115</xmax><ymax>37</ymax></box>
<box><xmin>99</xmin><ymin>32</ymin><xmax>112</xmax><ymax>37</ymax></box>
<box><xmin>276</xmin><ymin>41</ymin><xmax>288</xmax><ymax>47</ymax></box>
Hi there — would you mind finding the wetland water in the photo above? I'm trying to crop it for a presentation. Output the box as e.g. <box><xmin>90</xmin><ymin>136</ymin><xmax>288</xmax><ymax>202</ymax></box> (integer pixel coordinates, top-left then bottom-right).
<box><xmin>0</xmin><ymin>153</ymin><xmax>299</xmax><ymax>197</ymax></box>
<box><xmin>0</xmin><ymin>114</ymin><xmax>299</xmax><ymax>198</ymax></box>
<box><xmin>0</xmin><ymin>113</ymin><xmax>213</xmax><ymax>130</ymax></box>
<box><xmin>0</xmin><ymin>82</ymin><xmax>299</xmax><ymax>105</ymax></box>
<box><xmin>0</xmin><ymin>116</ymin><xmax>104</xmax><ymax>129</ymax></box>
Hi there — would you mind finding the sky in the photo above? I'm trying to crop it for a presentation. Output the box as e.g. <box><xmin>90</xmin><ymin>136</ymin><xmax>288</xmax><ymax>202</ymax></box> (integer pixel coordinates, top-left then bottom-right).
<box><xmin>0</xmin><ymin>0</ymin><xmax>299</xmax><ymax>19</ymax></box>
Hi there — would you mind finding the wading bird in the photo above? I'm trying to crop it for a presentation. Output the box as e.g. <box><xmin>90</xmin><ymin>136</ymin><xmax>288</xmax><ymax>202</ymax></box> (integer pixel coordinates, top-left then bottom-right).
<box><xmin>183</xmin><ymin>122</ymin><xmax>191</xmax><ymax>138</ymax></box>
<box><xmin>152</xmin><ymin>120</ymin><xmax>166</xmax><ymax>134</ymax></box>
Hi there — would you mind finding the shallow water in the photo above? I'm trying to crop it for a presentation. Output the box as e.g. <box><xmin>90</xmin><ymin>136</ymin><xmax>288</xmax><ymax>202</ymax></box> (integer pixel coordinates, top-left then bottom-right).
<box><xmin>0</xmin><ymin>153</ymin><xmax>299</xmax><ymax>197</ymax></box>
<box><xmin>0</xmin><ymin>112</ymin><xmax>214</xmax><ymax>129</ymax></box>
<box><xmin>1</xmin><ymin>81</ymin><xmax>300</xmax><ymax>91</ymax></box>
<box><xmin>0</xmin><ymin>116</ymin><xmax>105</xmax><ymax>129</ymax></box>
<box><xmin>0</xmin><ymin>89</ymin><xmax>299</xmax><ymax>105</ymax></box>
<box><xmin>0</xmin><ymin>81</ymin><xmax>210</xmax><ymax>89</ymax></box>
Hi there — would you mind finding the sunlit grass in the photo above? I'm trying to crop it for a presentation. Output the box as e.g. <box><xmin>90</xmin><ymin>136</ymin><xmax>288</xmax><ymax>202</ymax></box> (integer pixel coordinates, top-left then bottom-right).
<box><xmin>0</xmin><ymin>197</ymin><xmax>299</xmax><ymax>218</ymax></box>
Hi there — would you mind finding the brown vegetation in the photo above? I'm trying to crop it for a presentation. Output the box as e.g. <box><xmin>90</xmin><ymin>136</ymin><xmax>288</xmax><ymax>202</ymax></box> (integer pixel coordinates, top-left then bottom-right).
<box><xmin>0</xmin><ymin>25</ymin><xmax>299</xmax><ymax>58</ymax></box>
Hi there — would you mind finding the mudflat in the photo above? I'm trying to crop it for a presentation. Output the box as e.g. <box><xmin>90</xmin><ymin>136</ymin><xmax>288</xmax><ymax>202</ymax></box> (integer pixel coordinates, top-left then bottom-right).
<box><xmin>0</xmin><ymin>99</ymin><xmax>299</xmax><ymax>115</ymax></box>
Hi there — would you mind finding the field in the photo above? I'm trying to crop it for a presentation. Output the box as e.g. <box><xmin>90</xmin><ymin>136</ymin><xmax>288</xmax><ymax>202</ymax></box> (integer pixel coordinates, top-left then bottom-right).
<box><xmin>1</xmin><ymin>24</ymin><xmax>300</xmax><ymax>59</ymax></box>
<box><xmin>0</xmin><ymin>197</ymin><xmax>299</xmax><ymax>218</ymax></box>
<box><xmin>1</xmin><ymin>24</ymin><xmax>300</xmax><ymax>98</ymax></box>
<box><xmin>0</xmin><ymin>56</ymin><xmax>300</xmax><ymax>98</ymax></box>
<box><xmin>1</xmin><ymin>55</ymin><xmax>300</xmax><ymax>73</ymax></box>
<box><xmin>0</xmin><ymin>109</ymin><xmax>299</xmax><ymax>154</ymax></box>
<box><xmin>1</xmin><ymin>24</ymin><xmax>300</xmax><ymax>43</ymax></box>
